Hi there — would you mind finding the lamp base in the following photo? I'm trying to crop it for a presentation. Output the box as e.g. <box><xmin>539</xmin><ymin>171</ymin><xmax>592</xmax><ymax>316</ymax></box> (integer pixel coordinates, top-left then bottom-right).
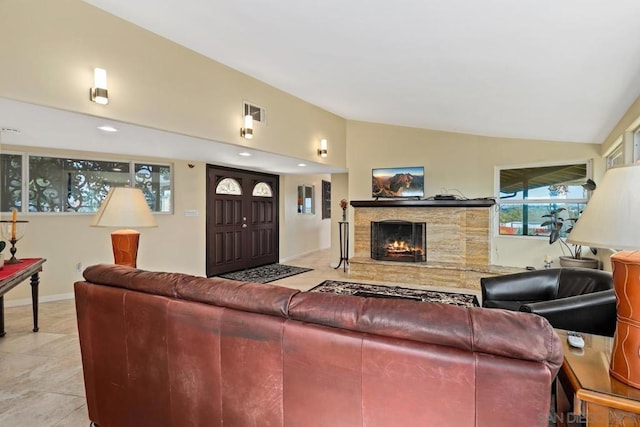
<box><xmin>111</xmin><ymin>229</ymin><xmax>140</xmax><ymax>268</ymax></box>
<box><xmin>610</xmin><ymin>250</ymin><xmax>640</xmax><ymax>388</ymax></box>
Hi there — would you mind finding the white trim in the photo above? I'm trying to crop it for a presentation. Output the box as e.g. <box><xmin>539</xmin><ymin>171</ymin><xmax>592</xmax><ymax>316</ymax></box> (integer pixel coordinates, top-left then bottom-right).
<box><xmin>5</xmin><ymin>292</ymin><xmax>74</xmax><ymax>308</ymax></box>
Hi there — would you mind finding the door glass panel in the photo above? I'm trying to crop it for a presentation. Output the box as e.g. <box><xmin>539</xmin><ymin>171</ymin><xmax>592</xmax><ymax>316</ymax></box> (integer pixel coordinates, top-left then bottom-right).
<box><xmin>252</xmin><ymin>182</ymin><xmax>273</xmax><ymax>197</ymax></box>
<box><xmin>216</xmin><ymin>178</ymin><xmax>242</xmax><ymax>195</ymax></box>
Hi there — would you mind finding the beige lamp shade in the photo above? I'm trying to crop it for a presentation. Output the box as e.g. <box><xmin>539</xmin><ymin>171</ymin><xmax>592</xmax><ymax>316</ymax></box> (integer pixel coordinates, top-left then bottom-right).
<box><xmin>91</xmin><ymin>187</ymin><xmax>157</xmax><ymax>229</ymax></box>
<box><xmin>566</xmin><ymin>164</ymin><xmax>640</xmax><ymax>250</ymax></box>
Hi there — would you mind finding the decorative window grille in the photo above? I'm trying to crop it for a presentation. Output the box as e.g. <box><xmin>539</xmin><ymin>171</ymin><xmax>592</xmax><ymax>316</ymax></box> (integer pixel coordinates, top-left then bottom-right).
<box><xmin>216</xmin><ymin>178</ymin><xmax>242</xmax><ymax>195</ymax></box>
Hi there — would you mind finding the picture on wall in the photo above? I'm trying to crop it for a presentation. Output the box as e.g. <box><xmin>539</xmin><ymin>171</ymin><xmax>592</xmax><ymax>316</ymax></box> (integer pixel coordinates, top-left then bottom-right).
<box><xmin>322</xmin><ymin>180</ymin><xmax>331</xmax><ymax>219</ymax></box>
<box><xmin>372</xmin><ymin>166</ymin><xmax>425</xmax><ymax>198</ymax></box>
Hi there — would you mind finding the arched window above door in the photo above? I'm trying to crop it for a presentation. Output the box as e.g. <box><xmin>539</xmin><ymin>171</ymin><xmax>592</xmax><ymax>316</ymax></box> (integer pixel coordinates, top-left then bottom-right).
<box><xmin>216</xmin><ymin>178</ymin><xmax>242</xmax><ymax>195</ymax></box>
<box><xmin>252</xmin><ymin>182</ymin><xmax>273</xmax><ymax>197</ymax></box>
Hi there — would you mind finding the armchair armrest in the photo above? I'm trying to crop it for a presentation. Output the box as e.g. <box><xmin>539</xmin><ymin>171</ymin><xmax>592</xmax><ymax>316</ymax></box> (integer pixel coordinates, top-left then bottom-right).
<box><xmin>481</xmin><ymin>269</ymin><xmax>560</xmax><ymax>305</ymax></box>
<box><xmin>520</xmin><ymin>289</ymin><xmax>616</xmax><ymax>337</ymax></box>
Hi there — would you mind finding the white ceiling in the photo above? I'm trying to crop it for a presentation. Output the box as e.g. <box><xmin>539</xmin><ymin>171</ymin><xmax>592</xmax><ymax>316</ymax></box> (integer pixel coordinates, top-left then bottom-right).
<box><xmin>82</xmin><ymin>0</ymin><xmax>640</xmax><ymax>144</ymax></box>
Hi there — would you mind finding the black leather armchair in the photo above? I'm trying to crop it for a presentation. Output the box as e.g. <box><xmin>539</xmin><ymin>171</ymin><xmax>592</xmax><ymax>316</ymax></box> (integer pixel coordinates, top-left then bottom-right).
<box><xmin>481</xmin><ymin>268</ymin><xmax>616</xmax><ymax>337</ymax></box>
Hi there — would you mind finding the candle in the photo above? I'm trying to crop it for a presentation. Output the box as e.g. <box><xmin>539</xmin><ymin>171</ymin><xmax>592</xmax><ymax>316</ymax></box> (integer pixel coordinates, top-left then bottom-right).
<box><xmin>11</xmin><ymin>208</ymin><xmax>16</xmax><ymax>240</ymax></box>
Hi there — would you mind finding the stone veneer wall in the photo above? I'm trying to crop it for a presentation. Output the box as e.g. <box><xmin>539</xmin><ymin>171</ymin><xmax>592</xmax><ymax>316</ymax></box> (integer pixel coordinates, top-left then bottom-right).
<box><xmin>353</xmin><ymin>207</ymin><xmax>491</xmax><ymax>264</ymax></box>
<box><xmin>349</xmin><ymin>205</ymin><xmax>522</xmax><ymax>290</ymax></box>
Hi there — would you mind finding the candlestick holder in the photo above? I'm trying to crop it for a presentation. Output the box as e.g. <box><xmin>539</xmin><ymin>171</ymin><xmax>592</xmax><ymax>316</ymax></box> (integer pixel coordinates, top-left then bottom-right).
<box><xmin>0</xmin><ymin>220</ymin><xmax>28</xmax><ymax>264</ymax></box>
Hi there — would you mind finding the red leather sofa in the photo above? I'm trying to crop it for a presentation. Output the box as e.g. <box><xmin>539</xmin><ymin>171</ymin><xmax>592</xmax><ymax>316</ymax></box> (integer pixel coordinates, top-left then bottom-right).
<box><xmin>75</xmin><ymin>264</ymin><xmax>563</xmax><ymax>427</ymax></box>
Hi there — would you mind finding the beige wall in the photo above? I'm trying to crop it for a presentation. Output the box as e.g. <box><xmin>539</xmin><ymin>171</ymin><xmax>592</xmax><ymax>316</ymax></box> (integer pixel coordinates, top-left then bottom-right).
<box><xmin>0</xmin><ymin>0</ymin><xmax>347</xmax><ymax>167</ymax></box>
<box><xmin>2</xmin><ymin>145</ymin><xmax>207</xmax><ymax>304</ymax></box>
<box><xmin>346</xmin><ymin>121</ymin><xmax>606</xmax><ymax>269</ymax></box>
<box><xmin>280</xmin><ymin>174</ymin><xmax>332</xmax><ymax>261</ymax></box>
<box><xmin>0</xmin><ymin>0</ymin><xmax>347</xmax><ymax>303</ymax></box>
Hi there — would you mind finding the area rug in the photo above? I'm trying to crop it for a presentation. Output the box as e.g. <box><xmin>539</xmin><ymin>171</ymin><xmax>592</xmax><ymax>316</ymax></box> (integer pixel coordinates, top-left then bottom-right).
<box><xmin>217</xmin><ymin>263</ymin><xmax>312</xmax><ymax>284</ymax></box>
<box><xmin>309</xmin><ymin>280</ymin><xmax>479</xmax><ymax>307</ymax></box>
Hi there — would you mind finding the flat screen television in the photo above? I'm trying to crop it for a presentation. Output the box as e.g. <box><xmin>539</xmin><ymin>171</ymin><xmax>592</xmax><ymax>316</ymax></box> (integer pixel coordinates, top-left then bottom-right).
<box><xmin>372</xmin><ymin>166</ymin><xmax>425</xmax><ymax>199</ymax></box>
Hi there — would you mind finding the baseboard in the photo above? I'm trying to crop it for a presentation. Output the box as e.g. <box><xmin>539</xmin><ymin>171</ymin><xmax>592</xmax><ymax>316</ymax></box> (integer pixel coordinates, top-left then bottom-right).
<box><xmin>279</xmin><ymin>246</ymin><xmax>330</xmax><ymax>263</ymax></box>
<box><xmin>4</xmin><ymin>292</ymin><xmax>75</xmax><ymax>308</ymax></box>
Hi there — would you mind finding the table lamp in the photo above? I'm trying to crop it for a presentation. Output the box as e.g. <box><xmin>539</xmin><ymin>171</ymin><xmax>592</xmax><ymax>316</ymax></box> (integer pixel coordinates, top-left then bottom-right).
<box><xmin>566</xmin><ymin>164</ymin><xmax>640</xmax><ymax>388</ymax></box>
<box><xmin>91</xmin><ymin>187</ymin><xmax>157</xmax><ymax>268</ymax></box>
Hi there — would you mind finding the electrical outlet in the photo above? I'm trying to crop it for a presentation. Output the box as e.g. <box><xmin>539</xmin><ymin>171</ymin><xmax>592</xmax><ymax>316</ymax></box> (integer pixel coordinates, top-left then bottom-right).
<box><xmin>76</xmin><ymin>262</ymin><xmax>83</xmax><ymax>273</ymax></box>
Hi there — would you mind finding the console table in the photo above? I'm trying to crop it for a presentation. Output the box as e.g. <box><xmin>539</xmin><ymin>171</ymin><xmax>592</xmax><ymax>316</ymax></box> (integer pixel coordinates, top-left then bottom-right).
<box><xmin>555</xmin><ymin>329</ymin><xmax>640</xmax><ymax>426</ymax></box>
<box><xmin>0</xmin><ymin>258</ymin><xmax>46</xmax><ymax>336</ymax></box>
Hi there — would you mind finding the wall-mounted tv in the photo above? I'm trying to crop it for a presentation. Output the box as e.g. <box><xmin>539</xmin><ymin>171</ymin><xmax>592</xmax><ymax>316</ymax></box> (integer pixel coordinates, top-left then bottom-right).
<box><xmin>372</xmin><ymin>166</ymin><xmax>425</xmax><ymax>199</ymax></box>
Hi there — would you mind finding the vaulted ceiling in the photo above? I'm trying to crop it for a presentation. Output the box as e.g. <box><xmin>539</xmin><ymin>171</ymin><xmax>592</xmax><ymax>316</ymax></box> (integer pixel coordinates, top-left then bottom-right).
<box><xmin>83</xmin><ymin>0</ymin><xmax>640</xmax><ymax>144</ymax></box>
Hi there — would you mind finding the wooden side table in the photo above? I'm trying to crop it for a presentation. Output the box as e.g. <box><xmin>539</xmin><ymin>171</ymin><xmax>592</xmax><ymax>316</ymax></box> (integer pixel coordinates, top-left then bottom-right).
<box><xmin>555</xmin><ymin>329</ymin><xmax>640</xmax><ymax>426</ymax></box>
<box><xmin>0</xmin><ymin>258</ymin><xmax>46</xmax><ymax>336</ymax></box>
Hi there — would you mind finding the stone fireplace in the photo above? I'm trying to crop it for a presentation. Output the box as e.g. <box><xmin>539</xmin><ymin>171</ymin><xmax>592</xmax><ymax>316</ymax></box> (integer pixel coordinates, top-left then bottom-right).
<box><xmin>349</xmin><ymin>199</ymin><xmax>523</xmax><ymax>290</ymax></box>
<box><xmin>371</xmin><ymin>220</ymin><xmax>426</xmax><ymax>262</ymax></box>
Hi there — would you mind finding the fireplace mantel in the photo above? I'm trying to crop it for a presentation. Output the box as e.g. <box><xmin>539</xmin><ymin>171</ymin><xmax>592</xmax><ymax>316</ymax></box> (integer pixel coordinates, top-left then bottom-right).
<box><xmin>350</xmin><ymin>199</ymin><xmax>495</xmax><ymax>208</ymax></box>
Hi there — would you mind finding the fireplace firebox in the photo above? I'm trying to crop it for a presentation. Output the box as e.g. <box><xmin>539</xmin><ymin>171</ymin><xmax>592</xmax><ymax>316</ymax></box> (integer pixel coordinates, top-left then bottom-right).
<box><xmin>371</xmin><ymin>220</ymin><xmax>426</xmax><ymax>262</ymax></box>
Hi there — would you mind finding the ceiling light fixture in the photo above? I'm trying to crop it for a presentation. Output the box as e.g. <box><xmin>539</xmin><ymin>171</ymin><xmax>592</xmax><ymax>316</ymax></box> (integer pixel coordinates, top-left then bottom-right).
<box><xmin>298</xmin><ymin>163</ymin><xmax>307</xmax><ymax>167</ymax></box>
<box><xmin>318</xmin><ymin>138</ymin><xmax>328</xmax><ymax>157</ymax></box>
<box><xmin>90</xmin><ymin>67</ymin><xmax>109</xmax><ymax>105</ymax></box>
<box><xmin>97</xmin><ymin>125</ymin><xmax>118</xmax><ymax>132</ymax></box>
<box><xmin>239</xmin><ymin>151</ymin><xmax>252</xmax><ymax>157</ymax></box>
<box><xmin>240</xmin><ymin>114</ymin><xmax>253</xmax><ymax>139</ymax></box>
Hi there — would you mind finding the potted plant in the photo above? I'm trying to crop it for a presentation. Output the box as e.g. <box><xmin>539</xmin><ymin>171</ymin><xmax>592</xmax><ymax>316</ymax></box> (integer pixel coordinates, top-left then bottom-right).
<box><xmin>541</xmin><ymin>207</ymin><xmax>599</xmax><ymax>269</ymax></box>
<box><xmin>540</xmin><ymin>179</ymin><xmax>599</xmax><ymax>268</ymax></box>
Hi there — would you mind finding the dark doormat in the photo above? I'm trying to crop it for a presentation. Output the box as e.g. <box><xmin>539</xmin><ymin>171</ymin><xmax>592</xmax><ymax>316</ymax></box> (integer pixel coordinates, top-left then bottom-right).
<box><xmin>217</xmin><ymin>264</ymin><xmax>312</xmax><ymax>284</ymax></box>
<box><xmin>309</xmin><ymin>280</ymin><xmax>479</xmax><ymax>307</ymax></box>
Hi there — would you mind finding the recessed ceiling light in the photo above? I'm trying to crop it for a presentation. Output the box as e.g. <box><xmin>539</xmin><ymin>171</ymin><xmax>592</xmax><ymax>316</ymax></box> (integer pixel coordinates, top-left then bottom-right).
<box><xmin>239</xmin><ymin>152</ymin><xmax>252</xmax><ymax>157</ymax></box>
<box><xmin>97</xmin><ymin>125</ymin><xmax>118</xmax><ymax>132</ymax></box>
<box><xmin>298</xmin><ymin>163</ymin><xmax>307</xmax><ymax>167</ymax></box>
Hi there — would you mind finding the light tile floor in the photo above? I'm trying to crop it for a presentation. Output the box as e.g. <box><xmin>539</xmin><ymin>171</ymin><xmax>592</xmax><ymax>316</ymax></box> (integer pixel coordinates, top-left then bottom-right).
<box><xmin>0</xmin><ymin>249</ymin><xmax>480</xmax><ymax>426</ymax></box>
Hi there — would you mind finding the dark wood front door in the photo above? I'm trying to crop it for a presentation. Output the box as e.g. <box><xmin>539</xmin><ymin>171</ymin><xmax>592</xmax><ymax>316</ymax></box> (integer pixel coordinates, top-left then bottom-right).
<box><xmin>206</xmin><ymin>165</ymin><xmax>279</xmax><ymax>277</ymax></box>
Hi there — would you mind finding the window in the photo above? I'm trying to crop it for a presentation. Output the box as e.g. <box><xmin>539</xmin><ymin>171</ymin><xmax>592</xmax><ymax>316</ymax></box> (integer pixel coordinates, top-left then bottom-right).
<box><xmin>635</xmin><ymin>128</ymin><xmax>640</xmax><ymax>164</ymax></box>
<box><xmin>0</xmin><ymin>153</ymin><xmax>172</xmax><ymax>213</ymax></box>
<box><xmin>252</xmin><ymin>182</ymin><xmax>273</xmax><ymax>197</ymax></box>
<box><xmin>0</xmin><ymin>153</ymin><xmax>23</xmax><ymax>212</ymax></box>
<box><xmin>606</xmin><ymin>141</ymin><xmax>624</xmax><ymax>169</ymax></box>
<box><xmin>135</xmin><ymin>164</ymin><xmax>172</xmax><ymax>212</ymax></box>
<box><xmin>297</xmin><ymin>184</ymin><xmax>315</xmax><ymax>214</ymax></box>
<box><xmin>215</xmin><ymin>178</ymin><xmax>242</xmax><ymax>195</ymax></box>
<box><xmin>497</xmin><ymin>162</ymin><xmax>590</xmax><ymax>238</ymax></box>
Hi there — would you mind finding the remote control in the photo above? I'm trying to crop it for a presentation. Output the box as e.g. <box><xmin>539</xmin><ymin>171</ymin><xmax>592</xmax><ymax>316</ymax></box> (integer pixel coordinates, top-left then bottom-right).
<box><xmin>567</xmin><ymin>331</ymin><xmax>584</xmax><ymax>349</ymax></box>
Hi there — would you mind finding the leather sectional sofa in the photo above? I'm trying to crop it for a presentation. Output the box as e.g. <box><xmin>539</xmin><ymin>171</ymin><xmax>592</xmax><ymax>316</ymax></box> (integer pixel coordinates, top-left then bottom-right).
<box><xmin>75</xmin><ymin>264</ymin><xmax>563</xmax><ymax>427</ymax></box>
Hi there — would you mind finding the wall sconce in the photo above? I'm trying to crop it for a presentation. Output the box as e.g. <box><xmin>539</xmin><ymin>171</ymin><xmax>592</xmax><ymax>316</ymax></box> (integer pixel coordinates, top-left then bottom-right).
<box><xmin>90</xmin><ymin>67</ymin><xmax>109</xmax><ymax>105</ymax></box>
<box><xmin>241</xmin><ymin>114</ymin><xmax>253</xmax><ymax>139</ymax></box>
<box><xmin>318</xmin><ymin>138</ymin><xmax>328</xmax><ymax>157</ymax></box>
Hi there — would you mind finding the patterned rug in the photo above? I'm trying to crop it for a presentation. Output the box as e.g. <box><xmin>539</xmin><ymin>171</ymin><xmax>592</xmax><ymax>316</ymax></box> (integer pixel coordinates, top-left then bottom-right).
<box><xmin>309</xmin><ymin>280</ymin><xmax>479</xmax><ymax>307</ymax></box>
<box><xmin>217</xmin><ymin>263</ymin><xmax>312</xmax><ymax>284</ymax></box>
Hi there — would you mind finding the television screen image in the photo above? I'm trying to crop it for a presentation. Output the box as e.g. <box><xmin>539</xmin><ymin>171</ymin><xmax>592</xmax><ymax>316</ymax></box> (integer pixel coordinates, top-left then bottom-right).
<box><xmin>372</xmin><ymin>166</ymin><xmax>425</xmax><ymax>198</ymax></box>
